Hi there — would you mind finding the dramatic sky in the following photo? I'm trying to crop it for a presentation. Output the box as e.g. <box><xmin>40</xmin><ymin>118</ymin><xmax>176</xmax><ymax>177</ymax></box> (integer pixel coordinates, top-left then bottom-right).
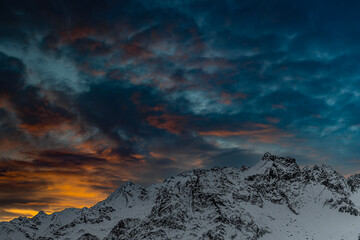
<box><xmin>1</xmin><ymin>0</ymin><xmax>360</xmax><ymax>221</ymax></box>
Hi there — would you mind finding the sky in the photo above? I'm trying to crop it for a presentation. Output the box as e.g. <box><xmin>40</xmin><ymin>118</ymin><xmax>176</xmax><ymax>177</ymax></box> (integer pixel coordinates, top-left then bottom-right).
<box><xmin>1</xmin><ymin>0</ymin><xmax>360</xmax><ymax>221</ymax></box>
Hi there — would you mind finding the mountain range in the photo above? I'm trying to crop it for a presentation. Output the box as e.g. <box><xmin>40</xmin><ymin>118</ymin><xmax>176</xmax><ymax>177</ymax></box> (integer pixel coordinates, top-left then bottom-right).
<box><xmin>2</xmin><ymin>152</ymin><xmax>360</xmax><ymax>240</ymax></box>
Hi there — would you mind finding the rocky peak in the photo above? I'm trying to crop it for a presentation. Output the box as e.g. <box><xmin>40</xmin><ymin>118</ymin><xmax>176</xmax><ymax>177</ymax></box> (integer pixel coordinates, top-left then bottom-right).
<box><xmin>262</xmin><ymin>152</ymin><xmax>296</xmax><ymax>165</ymax></box>
<box><xmin>262</xmin><ymin>152</ymin><xmax>276</xmax><ymax>161</ymax></box>
<box><xmin>33</xmin><ymin>210</ymin><xmax>47</xmax><ymax>218</ymax></box>
<box><xmin>302</xmin><ymin>164</ymin><xmax>345</xmax><ymax>183</ymax></box>
<box><xmin>31</xmin><ymin>210</ymin><xmax>48</xmax><ymax>224</ymax></box>
<box><xmin>301</xmin><ymin>164</ymin><xmax>349</xmax><ymax>195</ymax></box>
<box><xmin>348</xmin><ymin>174</ymin><xmax>360</xmax><ymax>192</ymax></box>
<box><xmin>109</xmin><ymin>181</ymin><xmax>140</xmax><ymax>196</ymax></box>
<box><xmin>257</xmin><ymin>152</ymin><xmax>300</xmax><ymax>181</ymax></box>
<box><xmin>100</xmin><ymin>181</ymin><xmax>148</xmax><ymax>207</ymax></box>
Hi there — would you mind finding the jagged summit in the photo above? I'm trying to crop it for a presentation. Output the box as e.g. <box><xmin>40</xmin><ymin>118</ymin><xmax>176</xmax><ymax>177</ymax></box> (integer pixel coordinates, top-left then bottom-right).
<box><xmin>107</xmin><ymin>181</ymin><xmax>142</xmax><ymax>196</ymax></box>
<box><xmin>33</xmin><ymin>210</ymin><xmax>47</xmax><ymax>218</ymax></box>
<box><xmin>99</xmin><ymin>181</ymin><xmax>147</xmax><ymax>208</ymax></box>
<box><xmin>247</xmin><ymin>152</ymin><xmax>300</xmax><ymax>181</ymax></box>
<box><xmin>31</xmin><ymin>211</ymin><xmax>48</xmax><ymax>222</ymax></box>
<box><xmin>2</xmin><ymin>153</ymin><xmax>360</xmax><ymax>240</ymax></box>
<box><xmin>262</xmin><ymin>152</ymin><xmax>276</xmax><ymax>161</ymax></box>
<box><xmin>262</xmin><ymin>152</ymin><xmax>297</xmax><ymax>164</ymax></box>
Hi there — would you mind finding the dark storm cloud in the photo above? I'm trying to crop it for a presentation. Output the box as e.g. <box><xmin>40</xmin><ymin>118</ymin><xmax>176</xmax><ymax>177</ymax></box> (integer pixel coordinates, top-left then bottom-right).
<box><xmin>0</xmin><ymin>51</ymin><xmax>74</xmax><ymax>138</ymax></box>
<box><xmin>0</xmin><ymin>52</ymin><xmax>26</xmax><ymax>95</ymax></box>
<box><xmin>2</xmin><ymin>0</ymin><xmax>360</xmax><ymax>221</ymax></box>
<box><xmin>11</xmin><ymin>87</ymin><xmax>74</xmax><ymax>131</ymax></box>
<box><xmin>36</xmin><ymin>150</ymin><xmax>106</xmax><ymax>167</ymax></box>
<box><xmin>76</xmin><ymin>82</ymin><xmax>156</xmax><ymax>136</ymax></box>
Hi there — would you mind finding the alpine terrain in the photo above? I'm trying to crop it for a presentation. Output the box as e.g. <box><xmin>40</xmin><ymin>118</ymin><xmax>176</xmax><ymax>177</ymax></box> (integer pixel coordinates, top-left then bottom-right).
<box><xmin>2</xmin><ymin>152</ymin><xmax>360</xmax><ymax>240</ymax></box>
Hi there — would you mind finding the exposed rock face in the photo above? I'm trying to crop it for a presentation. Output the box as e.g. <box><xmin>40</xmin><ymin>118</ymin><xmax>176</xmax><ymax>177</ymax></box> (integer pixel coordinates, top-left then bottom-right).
<box><xmin>2</xmin><ymin>153</ymin><xmax>360</xmax><ymax>239</ymax></box>
<box><xmin>77</xmin><ymin>233</ymin><xmax>99</xmax><ymax>240</ymax></box>
<box><xmin>348</xmin><ymin>174</ymin><xmax>360</xmax><ymax>192</ymax></box>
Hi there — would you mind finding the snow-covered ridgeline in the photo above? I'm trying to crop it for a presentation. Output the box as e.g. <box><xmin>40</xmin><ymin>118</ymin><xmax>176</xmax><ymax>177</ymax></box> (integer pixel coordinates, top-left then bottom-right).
<box><xmin>2</xmin><ymin>152</ymin><xmax>360</xmax><ymax>240</ymax></box>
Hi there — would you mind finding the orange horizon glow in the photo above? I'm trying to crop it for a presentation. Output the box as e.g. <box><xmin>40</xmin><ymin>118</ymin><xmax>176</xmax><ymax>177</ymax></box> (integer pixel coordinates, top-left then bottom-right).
<box><xmin>0</xmin><ymin>134</ymin><xmax>145</xmax><ymax>222</ymax></box>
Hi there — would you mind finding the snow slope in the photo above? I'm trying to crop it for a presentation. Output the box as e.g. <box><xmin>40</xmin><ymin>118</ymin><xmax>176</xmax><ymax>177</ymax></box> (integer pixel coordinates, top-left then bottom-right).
<box><xmin>1</xmin><ymin>152</ymin><xmax>360</xmax><ymax>240</ymax></box>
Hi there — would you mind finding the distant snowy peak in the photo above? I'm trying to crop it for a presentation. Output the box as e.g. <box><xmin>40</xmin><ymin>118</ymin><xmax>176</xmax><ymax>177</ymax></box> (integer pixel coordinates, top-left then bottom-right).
<box><xmin>2</xmin><ymin>152</ymin><xmax>360</xmax><ymax>240</ymax></box>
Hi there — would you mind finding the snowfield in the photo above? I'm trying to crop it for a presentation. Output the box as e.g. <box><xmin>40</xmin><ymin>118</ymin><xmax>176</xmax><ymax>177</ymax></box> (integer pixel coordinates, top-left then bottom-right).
<box><xmin>2</xmin><ymin>152</ymin><xmax>360</xmax><ymax>240</ymax></box>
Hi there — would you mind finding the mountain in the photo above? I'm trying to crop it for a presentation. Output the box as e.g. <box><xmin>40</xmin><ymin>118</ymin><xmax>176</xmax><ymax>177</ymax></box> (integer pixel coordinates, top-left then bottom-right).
<box><xmin>2</xmin><ymin>152</ymin><xmax>360</xmax><ymax>239</ymax></box>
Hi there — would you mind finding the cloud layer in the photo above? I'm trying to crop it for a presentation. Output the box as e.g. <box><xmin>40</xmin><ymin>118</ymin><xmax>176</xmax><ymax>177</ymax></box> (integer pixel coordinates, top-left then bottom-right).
<box><xmin>1</xmin><ymin>0</ymin><xmax>360</xmax><ymax>220</ymax></box>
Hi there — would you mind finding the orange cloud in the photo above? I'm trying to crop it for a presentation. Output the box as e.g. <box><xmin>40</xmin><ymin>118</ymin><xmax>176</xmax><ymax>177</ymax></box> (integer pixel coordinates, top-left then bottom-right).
<box><xmin>266</xmin><ymin>116</ymin><xmax>281</xmax><ymax>123</ymax></box>
<box><xmin>198</xmin><ymin>123</ymin><xmax>293</xmax><ymax>143</ymax></box>
<box><xmin>78</xmin><ymin>63</ymin><xmax>106</xmax><ymax>76</ymax></box>
<box><xmin>272</xmin><ymin>104</ymin><xmax>286</xmax><ymax>109</ymax></box>
<box><xmin>19</xmin><ymin>120</ymin><xmax>73</xmax><ymax>136</ymax></box>
<box><xmin>150</xmin><ymin>152</ymin><xmax>177</xmax><ymax>162</ymax></box>
<box><xmin>60</xmin><ymin>26</ymin><xmax>97</xmax><ymax>43</ymax></box>
<box><xmin>120</xmin><ymin>43</ymin><xmax>152</xmax><ymax>61</ymax></box>
<box><xmin>0</xmin><ymin>96</ymin><xmax>13</xmax><ymax>110</ymax></box>
<box><xmin>147</xmin><ymin>114</ymin><xmax>187</xmax><ymax>134</ymax></box>
<box><xmin>220</xmin><ymin>92</ymin><xmax>247</xmax><ymax>105</ymax></box>
<box><xmin>0</xmin><ymin>138</ymin><xmax>20</xmax><ymax>151</ymax></box>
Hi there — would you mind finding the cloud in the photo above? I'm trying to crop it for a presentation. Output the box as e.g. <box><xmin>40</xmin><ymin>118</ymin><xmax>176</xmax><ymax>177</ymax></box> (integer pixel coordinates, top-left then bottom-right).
<box><xmin>198</xmin><ymin>123</ymin><xmax>293</xmax><ymax>143</ymax></box>
<box><xmin>0</xmin><ymin>52</ymin><xmax>26</xmax><ymax>95</ymax></box>
<box><xmin>146</xmin><ymin>114</ymin><xmax>188</xmax><ymax>134</ymax></box>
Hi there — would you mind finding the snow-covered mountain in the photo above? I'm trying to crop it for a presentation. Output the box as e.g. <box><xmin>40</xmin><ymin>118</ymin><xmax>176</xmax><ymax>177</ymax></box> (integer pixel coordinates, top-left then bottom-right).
<box><xmin>2</xmin><ymin>152</ymin><xmax>360</xmax><ymax>240</ymax></box>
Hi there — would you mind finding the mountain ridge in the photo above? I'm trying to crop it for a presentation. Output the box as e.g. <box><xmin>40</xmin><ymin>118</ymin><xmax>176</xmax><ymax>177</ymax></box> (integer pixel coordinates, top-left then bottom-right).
<box><xmin>2</xmin><ymin>152</ymin><xmax>360</xmax><ymax>239</ymax></box>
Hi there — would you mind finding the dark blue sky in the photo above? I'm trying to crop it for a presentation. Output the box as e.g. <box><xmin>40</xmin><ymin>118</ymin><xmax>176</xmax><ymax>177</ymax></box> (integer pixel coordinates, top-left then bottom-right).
<box><xmin>1</xmin><ymin>0</ymin><xmax>360</xmax><ymax>220</ymax></box>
